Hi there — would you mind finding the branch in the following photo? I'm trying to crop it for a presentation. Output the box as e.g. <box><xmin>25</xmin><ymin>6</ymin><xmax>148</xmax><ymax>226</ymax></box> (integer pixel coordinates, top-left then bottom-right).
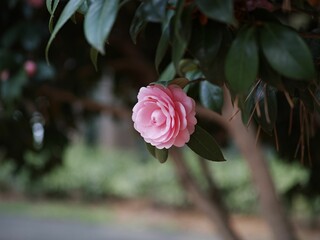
<box><xmin>38</xmin><ymin>85</ymin><xmax>131</xmax><ymax>119</ymax></box>
<box><xmin>196</xmin><ymin>105</ymin><xmax>228</xmax><ymax>129</ymax></box>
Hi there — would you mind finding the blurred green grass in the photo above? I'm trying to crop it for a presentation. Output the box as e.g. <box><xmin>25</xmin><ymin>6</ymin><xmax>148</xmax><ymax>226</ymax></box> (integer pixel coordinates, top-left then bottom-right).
<box><xmin>0</xmin><ymin>141</ymin><xmax>311</xmax><ymax>215</ymax></box>
<box><xmin>0</xmin><ymin>200</ymin><xmax>113</xmax><ymax>223</ymax></box>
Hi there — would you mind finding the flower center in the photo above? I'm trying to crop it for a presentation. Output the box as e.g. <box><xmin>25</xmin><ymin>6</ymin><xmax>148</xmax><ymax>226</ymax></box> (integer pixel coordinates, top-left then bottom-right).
<box><xmin>151</xmin><ymin>109</ymin><xmax>165</xmax><ymax>126</ymax></box>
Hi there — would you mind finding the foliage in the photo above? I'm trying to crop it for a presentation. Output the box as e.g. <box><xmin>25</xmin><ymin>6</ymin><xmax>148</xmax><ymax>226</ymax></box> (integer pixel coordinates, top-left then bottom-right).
<box><xmin>44</xmin><ymin>0</ymin><xmax>320</xmax><ymax>163</ymax></box>
<box><xmin>0</xmin><ymin>0</ymin><xmax>101</xmax><ymax>176</ymax></box>
<box><xmin>2</xmin><ymin>0</ymin><xmax>320</xmax><ymax>207</ymax></box>
<box><xmin>0</xmin><ymin>143</ymin><xmax>316</xmax><ymax>215</ymax></box>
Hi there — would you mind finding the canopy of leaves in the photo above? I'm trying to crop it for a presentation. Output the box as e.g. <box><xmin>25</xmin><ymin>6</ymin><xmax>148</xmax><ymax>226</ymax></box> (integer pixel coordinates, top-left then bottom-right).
<box><xmin>2</xmin><ymin>0</ymin><xmax>320</xmax><ymax>199</ymax></box>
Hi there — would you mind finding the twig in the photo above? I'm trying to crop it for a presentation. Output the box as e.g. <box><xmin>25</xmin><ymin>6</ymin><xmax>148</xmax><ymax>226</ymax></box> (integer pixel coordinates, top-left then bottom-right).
<box><xmin>284</xmin><ymin>91</ymin><xmax>294</xmax><ymax>109</ymax></box>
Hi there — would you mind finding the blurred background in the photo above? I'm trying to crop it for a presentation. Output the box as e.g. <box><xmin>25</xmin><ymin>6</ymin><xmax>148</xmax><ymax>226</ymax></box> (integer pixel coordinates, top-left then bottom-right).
<box><xmin>0</xmin><ymin>0</ymin><xmax>320</xmax><ymax>240</ymax></box>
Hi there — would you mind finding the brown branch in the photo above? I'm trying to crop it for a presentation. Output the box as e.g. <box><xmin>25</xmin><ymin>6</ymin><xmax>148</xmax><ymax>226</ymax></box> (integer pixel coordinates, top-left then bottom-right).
<box><xmin>170</xmin><ymin>148</ymin><xmax>241</xmax><ymax>240</ymax></box>
<box><xmin>38</xmin><ymin>85</ymin><xmax>131</xmax><ymax>119</ymax></box>
<box><xmin>196</xmin><ymin>105</ymin><xmax>227</xmax><ymax>129</ymax></box>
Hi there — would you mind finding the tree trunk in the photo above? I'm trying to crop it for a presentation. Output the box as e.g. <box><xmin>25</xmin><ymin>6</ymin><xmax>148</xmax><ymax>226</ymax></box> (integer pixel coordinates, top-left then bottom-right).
<box><xmin>221</xmin><ymin>87</ymin><xmax>297</xmax><ymax>240</ymax></box>
<box><xmin>170</xmin><ymin>148</ymin><xmax>242</xmax><ymax>240</ymax></box>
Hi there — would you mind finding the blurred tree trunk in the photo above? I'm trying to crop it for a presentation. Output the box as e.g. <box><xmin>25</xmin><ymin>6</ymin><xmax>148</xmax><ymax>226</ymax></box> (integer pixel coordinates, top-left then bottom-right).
<box><xmin>171</xmin><ymin>148</ymin><xmax>242</xmax><ymax>240</ymax></box>
<box><xmin>221</xmin><ymin>87</ymin><xmax>297</xmax><ymax>240</ymax></box>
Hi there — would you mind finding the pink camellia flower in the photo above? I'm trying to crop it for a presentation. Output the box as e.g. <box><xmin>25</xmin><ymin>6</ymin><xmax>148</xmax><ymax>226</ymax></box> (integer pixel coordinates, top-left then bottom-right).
<box><xmin>24</xmin><ymin>60</ymin><xmax>37</xmax><ymax>77</ymax></box>
<box><xmin>132</xmin><ymin>84</ymin><xmax>197</xmax><ymax>149</ymax></box>
<box><xmin>27</xmin><ymin>0</ymin><xmax>44</xmax><ymax>8</ymax></box>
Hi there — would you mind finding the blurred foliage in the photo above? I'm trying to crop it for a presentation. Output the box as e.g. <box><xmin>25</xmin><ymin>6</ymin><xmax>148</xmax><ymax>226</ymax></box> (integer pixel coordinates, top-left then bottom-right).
<box><xmin>0</xmin><ymin>0</ymin><xmax>101</xmax><ymax>178</ymax></box>
<box><xmin>1</xmin><ymin>0</ymin><xmax>320</xmax><ymax>212</ymax></box>
<box><xmin>1</xmin><ymin>142</ymin><xmax>318</xmax><ymax>216</ymax></box>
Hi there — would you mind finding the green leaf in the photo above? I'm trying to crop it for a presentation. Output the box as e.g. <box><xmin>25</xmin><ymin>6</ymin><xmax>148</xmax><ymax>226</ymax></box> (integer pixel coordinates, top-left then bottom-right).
<box><xmin>46</xmin><ymin>0</ymin><xmax>85</xmax><ymax>63</ymax></box>
<box><xmin>155</xmin><ymin>27</ymin><xmax>169</xmax><ymax>72</ymax></box>
<box><xmin>145</xmin><ymin>142</ymin><xmax>168</xmax><ymax>163</ymax></box>
<box><xmin>187</xmin><ymin>125</ymin><xmax>226</xmax><ymax>161</ymax></box>
<box><xmin>172</xmin><ymin>4</ymin><xmax>193</xmax><ymax>74</ymax></box>
<box><xmin>48</xmin><ymin>0</ymin><xmax>60</xmax><ymax>33</ymax></box>
<box><xmin>189</xmin><ymin>21</ymin><xmax>225</xmax><ymax>85</ymax></box>
<box><xmin>129</xmin><ymin>4</ymin><xmax>147</xmax><ymax>44</ymax></box>
<box><xmin>199</xmin><ymin>81</ymin><xmax>223</xmax><ymax>113</ymax></box>
<box><xmin>78</xmin><ymin>0</ymin><xmax>89</xmax><ymax>14</ymax></box>
<box><xmin>46</xmin><ymin>0</ymin><xmax>53</xmax><ymax>13</ymax></box>
<box><xmin>139</xmin><ymin>0</ymin><xmax>167</xmax><ymax>23</ymax></box>
<box><xmin>195</xmin><ymin>0</ymin><xmax>234</xmax><ymax>24</ymax></box>
<box><xmin>259</xmin><ymin>55</ymin><xmax>284</xmax><ymax>90</ymax></box>
<box><xmin>158</xmin><ymin>62</ymin><xmax>176</xmax><ymax>82</ymax></box>
<box><xmin>253</xmin><ymin>84</ymin><xmax>278</xmax><ymax>134</ymax></box>
<box><xmin>84</xmin><ymin>0</ymin><xmax>118</xmax><ymax>54</ymax></box>
<box><xmin>260</xmin><ymin>23</ymin><xmax>315</xmax><ymax>80</ymax></box>
<box><xmin>1</xmin><ymin>69</ymin><xmax>27</xmax><ymax>102</ymax></box>
<box><xmin>225</xmin><ymin>26</ymin><xmax>259</xmax><ymax>93</ymax></box>
<box><xmin>90</xmin><ymin>47</ymin><xmax>99</xmax><ymax>71</ymax></box>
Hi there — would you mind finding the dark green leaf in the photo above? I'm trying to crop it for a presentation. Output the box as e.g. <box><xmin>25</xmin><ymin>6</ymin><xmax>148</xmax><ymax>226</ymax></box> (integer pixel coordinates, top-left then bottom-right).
<box><xmin>46</xmin><ymin>0</ymin><xmax>52</xmax><ymax>14</ymax></box>
<box><xmin>238</xmin><ymin>95</ymin><xmax>254</xmax><ymax>125</ymax></box>
<box><xmin>48</xmin><ymin>0</ymin><xmax>60</xmax><ymax>33</ymax></box>
<box><xmin>189</xmin><ymin>22</ymin><xmax>230</xmax><ymax>85</ymax></box>
<box><xmin>199</xmin><ymin>81</ymin><xmax>223</xmax><ymax>113</ymax></box>
<box><xmin>129</xmin><ymin>4</ymin><xmax>147</xmax><ymax>44</ymax></box>
<box><xmin>155</xmin><ymin>7</ymin><xmax>175</xmax><ymax>71</ymax></box>
<box><xmin>139</xmin><ymin>0</ymin><xmax>167</xmax><ymax>23</ymax></box>
<box><xmin>155</xmin><ymin>28</ymin><xmax>170</xmax><ymax>72</ymax></box>
<box><xmin>158</xmin><ymin>62</ymin><xmax>176</xmax><ymax>82</ymax></box>
<box><xmin>259</xmin><ymin>54</ymin><xmax>284</xmax><ymax>90</ymax></box>
<box><xmin>172</xmin><ymin>4</ymin><xmax>193</xmax><ymax>74</ymax></box>
<box><xmin>1</xmin><ymin>69</ymin><xmax>27</xmax><ymax>102</ymax></box>
<box><xmin>187</xmin><ymin>125</ymin><xmax>226</xmax><ymax>161</ymax></box>
<box><xmin>130</xmin><ymin>0</ymin><xmax>168</xmax><ymax>44</ymax></box>
<box><xmin>84</xmin><ymin>0</ymin><xmax>118</xmax><ymax>54</ymax></box>
<box><xmin>90</xmin><ymin>47</ymin><xmax>99</xmax><ymax>71</ymax></box>
<box><xmin>46</xmin><ymin>0</ymin><xmax>53</xmax><ymax>13</ymax></box>
<box><xmin>253</xmin><ymin>84</ymin><xmax>278</xmax><ymax>134</ymax></box>
<box><xmin>195</xmin><ymin>0</ymin><xmax>234</xmax><ymax>24</ymax></box>
<box><xmin>145</xmin><ymin>142</ymin><xmax>168</xmax><ymax>163</ymax></box>
<box><xmin>225</xmin><ymin>26</ymin><xmax>259</xmax><ymax>93</ymax></box>
<box><xmin>260</xmin><ymin>23</ymin><xmax>315</xmax><ymax>80</ymax></box>
<box><xmin>78</xmin><ymin>0</ymin><xmax>89</xmax><ymax>14</ymax></box>
<box><xmin>46</xmin><ymin>0</ymin><xmax>85</xmax><ymax>62</ymax></box>
<box><xmin>172</xmin><ymin>37</ymin><xmax>188</xmax><ymax>75</ymax></box>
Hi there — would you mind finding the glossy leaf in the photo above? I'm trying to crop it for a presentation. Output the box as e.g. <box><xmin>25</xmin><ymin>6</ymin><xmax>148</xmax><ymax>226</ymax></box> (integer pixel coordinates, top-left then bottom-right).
<box><xmin>253</xmin><ymin>84</ymin><xmax>278</xmax><ymax>134</ymax></box>
<box><xmin>129</xmin><ymin>4</ymin><xmax>147</xmax><ymax>44</ymax></box>
<box><xmin>158</xmin><ymin>62</ymin><xmax>176</xmax><ymax>82</ymax></box>
<box><xmin>200</xmin><ymin>81</ymin><xmax>223</xmax><ymax>113</ymax></box>
<box><xmin>187</xmin><ymin>125</ymin><xmax>226</xmax><ymax>161</ymax></box>
<box><xmin>172</xmin><ymin>5</ymin><xmax>193</xmax><ymax>74</ymax></box>
<box><xmin>155</xmin><ymin>28</ymin><xmax>169</xmax><ymax>71</ymax></box>
<box><xmin>46</xmin><ymin>0</ymin><xmax>85</xmax><ymax>62</ymax></box>
<box><xmin>84</xmin><ymin>0</ymin><xmax>118</xmax><ymax>54</ymax></box>
<box><xmin>145</xmin><ymin>142</ymin><xmax>168</xmax><ymax>163</ymax></box>
<box><xmin>48</xmin><ymin>0</ymin><xmax>60</xmax><ymax>33</ymax></box>
<box><xmin>189</xmin><ymin>22</ymin><xmax>230</xmax><ymax>85</ymax></box>
<box><xmin>90</xmin><ymin>47</ymin><xmax>99</xmax><ymax>71</ymax></box>
<box><xmin>78</xmin><ymin>0</ymin><xmax>89</xmax><ymax>14</ymax></box>
<box><xmin>155</xmin><ymin>7</ymin><xmax>175</xmax><ymax>71</ymax></box>
<box><xmin>139</xmin><ymin>0</ymin><xmax>166</xmax><ymax>23</ymax></box>
<box><xmin>195</xmin><ymin>0</ymin><xmax>233</xmax><ymax>24</ymax></box>
<box><xmin>46</xmin><ymin>0</ymin><xmax>53</xmax><ymax>13</ymax></box>
<box><xmin>225</xmin><ymin>26</ymin><xmax>259</xmax><ymax>93</ymax></box>
<box><xmin>259</xmin><ymin>55</ymin><xmax>284</xmax><ymax>90</ymax></box>
<box><xmin>260</xmin><ymin>23</ymin><xmax>315</xmax><ymax>80</ymax></box>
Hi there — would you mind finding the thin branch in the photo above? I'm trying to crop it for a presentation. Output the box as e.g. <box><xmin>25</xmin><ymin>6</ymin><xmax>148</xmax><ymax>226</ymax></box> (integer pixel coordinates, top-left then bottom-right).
<box><xmin>284</xmin><ymin>91</ymin><xmax>294</xmax><ymax>109</ymax></box>
<box><xmin>38</xmin><ymin>85</ymin><xmax>131</xmax><ymax>119</ymax></box>
<box><xmin>264</xmin><ymin>84</ymin><xmax>271</xmax><ymax>124</ymax></box>
<box><xmin>196</xmin><ymin>105</ymin><xmax>227</xmax><ymax>129</ymax></box>
<box><xmin>274</xmin><ymin>126</ymin><xmax>279</xmax><ymax>152</ymax></box>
